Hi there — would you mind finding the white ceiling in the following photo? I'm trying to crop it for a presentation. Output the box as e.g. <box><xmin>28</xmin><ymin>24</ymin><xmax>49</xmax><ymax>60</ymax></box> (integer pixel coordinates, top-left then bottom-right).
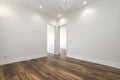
<box><xmin>1</xmin><ymin>0</ymin><xmax>96</xmax><ymax>18</ymax></box>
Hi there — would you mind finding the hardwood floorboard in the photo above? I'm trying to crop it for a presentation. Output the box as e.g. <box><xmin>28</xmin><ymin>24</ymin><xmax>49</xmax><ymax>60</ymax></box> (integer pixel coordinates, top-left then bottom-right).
<box><xmin>45</xmin><ymin>58</ymin><xmax>105</xmax><ymax>80</ymax></box>
<box><xmin>62</xmin><ymin>57</ymin><xmax>120</xmax><ymax>75</ymax></box>
<box><xmin>31</xmin><ymin>59</ymin><xmax>84</xmax><ymax>80</ymax></box>
<box><xmin>53</xmin><ymin>57</ymin><xmax>120</xmax><ymax>80</ymax></box>
<box><xmin>0</xmin><ymin>55</ymin><xmax>120</xmax><ymax>80</ymax></box>
<box><xmin>0</xmin><ymin>66</ymin><xmax>3</xmax><ymax>80</ymax></box>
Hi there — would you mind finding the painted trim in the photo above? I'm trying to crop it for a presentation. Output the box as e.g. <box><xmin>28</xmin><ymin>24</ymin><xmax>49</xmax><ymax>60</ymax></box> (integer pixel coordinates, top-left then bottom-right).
<box><xmin>0</xmin><ymin>54</ymin><xmax>47</xmax><ymax>65</ymax></box>
<box><xmin>67</xmin><ymin>54</ymin><xmax>120</xmax><ymax>69</ymax></box>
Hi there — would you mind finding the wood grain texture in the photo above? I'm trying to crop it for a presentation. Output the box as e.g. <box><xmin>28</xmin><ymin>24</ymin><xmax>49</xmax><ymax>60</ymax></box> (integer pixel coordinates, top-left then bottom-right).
<box><xmin>0</xmin><ymin>55</ymin><xmax>120</xmax><ymax>80</ymax></box>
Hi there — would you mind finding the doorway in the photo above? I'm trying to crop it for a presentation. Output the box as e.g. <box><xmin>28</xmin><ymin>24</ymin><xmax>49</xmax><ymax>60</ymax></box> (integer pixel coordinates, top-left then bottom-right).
<box><xmin>47</xmin><ymin>24</ymin><xmax>67</xmax><ymax>56</ymax></box>
<box><xmin>47</xmin><ymin>25</ymin><xmax>55</xmax><ymax>54</ymax></box>
<box><xmin>59</xmin><ymin>25</ymin><xmax>67</xmax><ymax>56</ymax></box>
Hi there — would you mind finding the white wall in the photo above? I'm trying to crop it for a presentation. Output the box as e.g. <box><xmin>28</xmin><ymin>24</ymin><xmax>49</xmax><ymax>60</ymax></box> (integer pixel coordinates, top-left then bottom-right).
<box><xmin>60</xmin><ymin>0</ymin><xmax>120</xmax><ymax>68</ymax></box>
<box><xmin>0</xmin><ymin>1</ymin><xmax>56</xmax><ymax>65</ymax></box>
<box><xmin>0</xmin><ymin>0</ymin><xmax>120</xmax><ymax>68</ymax></box>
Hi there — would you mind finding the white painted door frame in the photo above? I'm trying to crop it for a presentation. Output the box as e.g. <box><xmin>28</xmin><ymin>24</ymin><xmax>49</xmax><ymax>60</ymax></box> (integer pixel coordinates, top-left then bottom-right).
<box><xmin>57</xmin><ymin>24</ymin><xmax>68</xmax><ymax>54</ymax></box>
<box><xmin>47</xmin><ymin>24</ymin><xmax>56</xmax><ymax>54</ymax></box>
<box><xmin>47</xmin><ymin>24</ymin><xmax>67</xmax><ymax>54</ymax></box>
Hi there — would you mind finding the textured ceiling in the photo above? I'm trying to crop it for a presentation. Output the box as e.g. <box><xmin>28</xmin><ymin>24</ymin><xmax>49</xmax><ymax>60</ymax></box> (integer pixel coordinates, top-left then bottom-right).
<box><xmin>0</xmin><ymin>0</ymin><xmax>97</xmax><ymax>18</ymax></box>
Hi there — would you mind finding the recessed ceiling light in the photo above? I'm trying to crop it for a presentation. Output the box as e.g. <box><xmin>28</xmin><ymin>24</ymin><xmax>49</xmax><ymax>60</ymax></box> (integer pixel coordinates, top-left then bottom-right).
<box><xmin>83</xmin><ymin>1</ymin><xmax>87</xmax><ymax>5</ymax></box>
<box><xmin>39</xmin><ymin>5</ymin><xmax>43</xmax><ymax>9</ymax></box>
<box><xmin>58</xmin><ymin>14</ymin><xmax>61</xmax><ymax>17</ymax></box>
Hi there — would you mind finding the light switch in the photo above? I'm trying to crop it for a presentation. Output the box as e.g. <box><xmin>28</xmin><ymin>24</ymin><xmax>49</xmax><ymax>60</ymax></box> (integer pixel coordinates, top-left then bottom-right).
<box><xmin>32</xmin><ymin>27</ymin><xmax>39</xmax><ymax>32</ymax></box>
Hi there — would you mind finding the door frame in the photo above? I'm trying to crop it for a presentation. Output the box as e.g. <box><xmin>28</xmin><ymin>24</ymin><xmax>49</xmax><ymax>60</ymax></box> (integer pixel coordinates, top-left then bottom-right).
<box><xmin>57</xmin><ymin>24</ymin><xmax>68</xmax><ymax>55</ymax></box>
<box><xmin>47</xmin><ymin>24</ymin><xmax>56</xmax><ymax>54</ymax></box>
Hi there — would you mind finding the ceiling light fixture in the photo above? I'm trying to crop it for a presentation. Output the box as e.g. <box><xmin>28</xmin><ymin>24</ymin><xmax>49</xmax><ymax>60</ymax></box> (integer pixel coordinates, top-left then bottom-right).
<box><xmin>58</xmin><ymin>14</ymin><xmax>61</xmax><ymax>17</ymax></box>
<box><xmin>60</xmin><ymin>0</ymin><xmax>73</xmax><ymax>9</ymax></box>
<box><xmin>83</xmin><ymin>1</ymin><xmax>87</xmax><ymax>5</ymax></box>
<box><xmin>39</xmin><ymin>5</ymin><xmax>43</xmax><ymax>9</ymax></box>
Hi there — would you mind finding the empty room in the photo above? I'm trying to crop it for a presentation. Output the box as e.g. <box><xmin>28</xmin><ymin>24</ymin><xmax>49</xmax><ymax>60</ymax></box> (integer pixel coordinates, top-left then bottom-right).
<box><xmin>0</xmin><ymin>0</ymin><xmax>120</xmax><ymax>80</ymax></box>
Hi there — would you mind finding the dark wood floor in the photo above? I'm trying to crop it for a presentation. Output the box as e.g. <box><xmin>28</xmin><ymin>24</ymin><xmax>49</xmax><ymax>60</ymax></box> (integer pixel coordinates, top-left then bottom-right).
<box><xmin>0</xmin><ymin>55</ymin><xmax>120</xmax><ymax>80</ymax></box>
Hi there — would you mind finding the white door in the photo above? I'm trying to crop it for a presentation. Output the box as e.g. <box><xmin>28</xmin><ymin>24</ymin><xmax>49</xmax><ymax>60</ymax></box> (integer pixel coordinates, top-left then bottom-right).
<box><xmin>47</xmin><ymin>25</ymin><xmax>55</xmax><ymax>54</ymax></box>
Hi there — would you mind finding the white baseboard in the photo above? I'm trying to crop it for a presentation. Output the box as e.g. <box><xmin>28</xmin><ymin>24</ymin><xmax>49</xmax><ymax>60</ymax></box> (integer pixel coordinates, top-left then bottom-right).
<box><xmin>67</xmin><ymin>54</ymin><xmax>120</xmax><ymax>69</ymax></box>
<box><xmin>0</xmin><ymin>54</ymin><xmax>47</xmax><ymax>65</ymax></box>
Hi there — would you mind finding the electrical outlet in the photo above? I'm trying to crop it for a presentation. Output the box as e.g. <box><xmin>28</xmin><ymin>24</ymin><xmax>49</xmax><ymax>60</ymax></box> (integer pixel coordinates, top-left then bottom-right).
<box><xmin>3</xmin><ymin>56</ymin><xmax>7</xmax><ymax>58</ymax></box>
